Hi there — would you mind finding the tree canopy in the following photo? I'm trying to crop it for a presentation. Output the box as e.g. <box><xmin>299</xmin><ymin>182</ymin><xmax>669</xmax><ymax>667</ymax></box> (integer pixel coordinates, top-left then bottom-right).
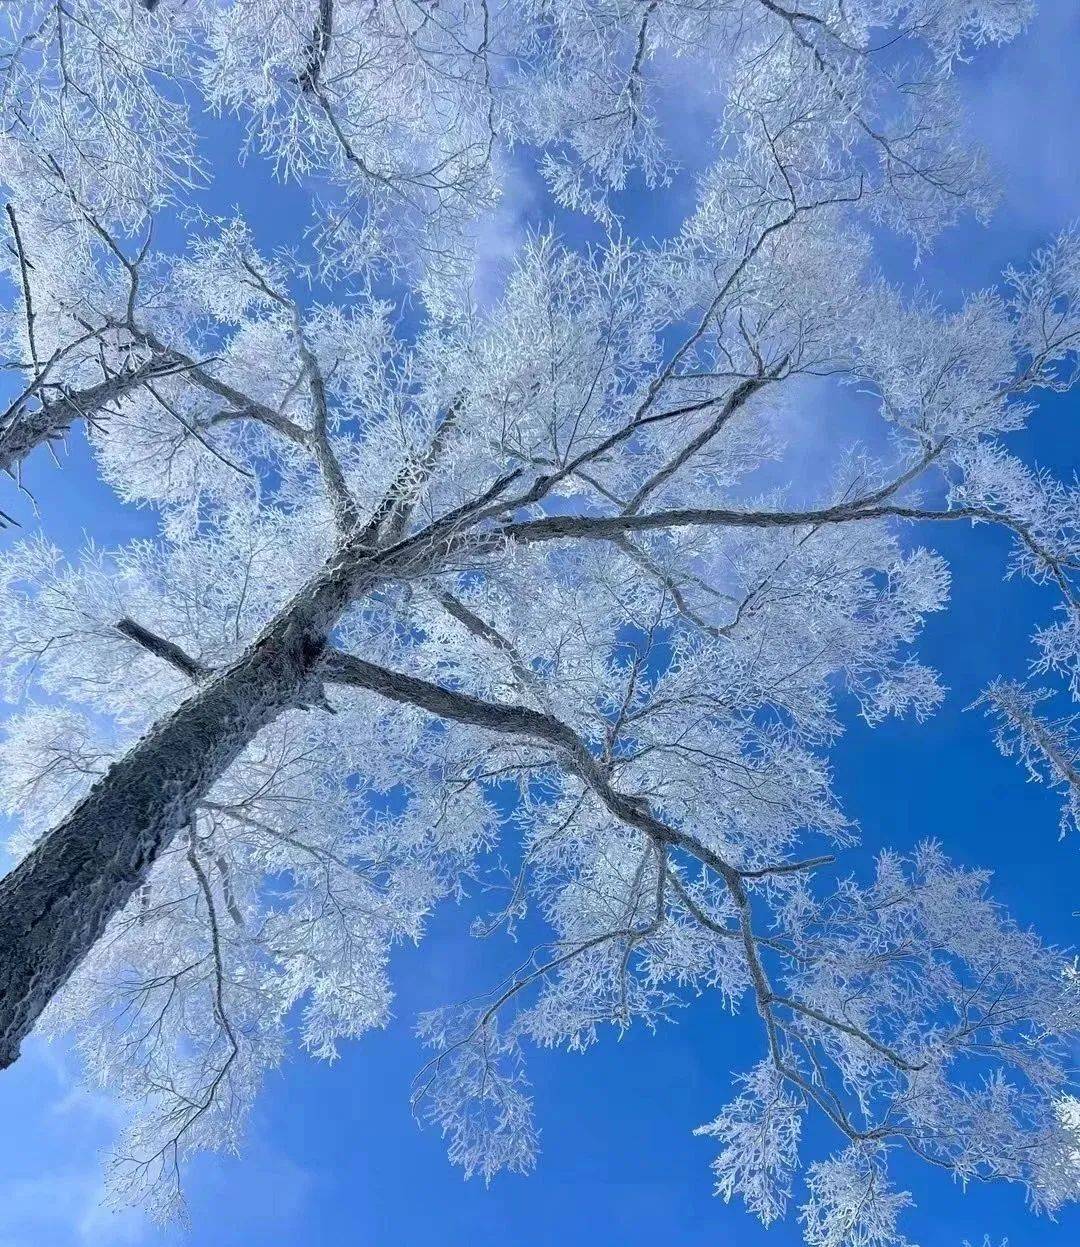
<box><xmin>0</xmin><ymin>1</ymin><xmax>1079</xmax><ymax>1239</ymax></box>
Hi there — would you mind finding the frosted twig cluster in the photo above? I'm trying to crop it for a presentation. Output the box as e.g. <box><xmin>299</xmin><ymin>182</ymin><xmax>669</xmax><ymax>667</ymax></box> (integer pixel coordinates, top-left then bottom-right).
<box><xmin>0</xmin><ymin>2</ymin><xmax>1078</xmax><ymax>1240</ymax></box>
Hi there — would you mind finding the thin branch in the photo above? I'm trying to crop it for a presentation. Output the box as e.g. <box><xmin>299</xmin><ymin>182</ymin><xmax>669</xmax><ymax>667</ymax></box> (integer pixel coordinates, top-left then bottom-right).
<box><xmin>115</xmin><ymin>617</ymin><xmax>208</xmax><ymax>681</ymax></box>
<box><xmin>5</xmin><ymin>203</ymin><xmax>40</xmax><ymax>376</ymax></box>
<box><xmin>622</xmin><ymin>372</ymin><xmax>775</xmax><ymax>516</ymax></box>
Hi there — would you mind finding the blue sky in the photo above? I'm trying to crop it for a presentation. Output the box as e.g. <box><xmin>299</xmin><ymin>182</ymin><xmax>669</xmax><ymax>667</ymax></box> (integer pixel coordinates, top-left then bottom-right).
<box><xmin>1</xmin><ymin>4</ymin><xmax>1079</xmax><ymax>1245</ymax></box>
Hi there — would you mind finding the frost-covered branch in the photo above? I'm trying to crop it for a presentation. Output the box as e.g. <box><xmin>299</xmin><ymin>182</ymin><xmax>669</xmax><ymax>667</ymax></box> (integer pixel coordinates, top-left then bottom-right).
<box><xmin>977</xmin><ymin>681</ymin><xmax>1080</xmax><ymax>837</ymax></box>
<box><xmin>1</xmin><ymin>2</ymin><xmax>1080</xmax><ymax>1238</ymax></box>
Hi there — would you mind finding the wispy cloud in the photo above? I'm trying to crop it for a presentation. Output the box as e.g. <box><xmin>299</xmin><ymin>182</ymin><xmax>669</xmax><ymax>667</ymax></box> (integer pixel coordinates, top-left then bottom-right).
<box><xmin>962</xmin><ymin>1</ymin><xmax>1080</xmax><ymax>234</ymax></box>
<box><xmin>0</xmin><ymin>1170</ymin><xmax>151</xmax><ymax>1247</ymax></box>
<box><xmin>0</xmin><ymin>1040</ymin><xmax>154</xmax><ymax>1247</ymax></box>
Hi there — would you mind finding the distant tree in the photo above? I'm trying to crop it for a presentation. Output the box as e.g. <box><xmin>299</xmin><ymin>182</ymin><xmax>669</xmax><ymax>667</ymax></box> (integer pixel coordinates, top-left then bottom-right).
<box><xmin>1</xmin><ymin>1</ymin><xmax>1079</xmax><ymax>1240</ymax></box>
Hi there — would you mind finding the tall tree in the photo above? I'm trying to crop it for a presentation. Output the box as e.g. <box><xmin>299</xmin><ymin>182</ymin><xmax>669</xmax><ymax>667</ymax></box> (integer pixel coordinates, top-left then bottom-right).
<box><xmin>1</xmin><ymin>0</ymin><xmax>1079</xmax><ymax>1239</ymax></box>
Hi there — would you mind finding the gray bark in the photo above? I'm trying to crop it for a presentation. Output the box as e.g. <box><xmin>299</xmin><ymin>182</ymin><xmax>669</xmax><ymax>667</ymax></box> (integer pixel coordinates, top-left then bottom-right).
<box><xmin>0</xmin><ymin>539</ymin><xmax>380</xmax><ymax>1067</ymax></box>
<box><xmin>115</xmin><ymin>616</ymin><xmax>210</xmax><ymax>681</ymax></box>
<box><xmin>0</xmin><ymin>367</ymin><xmax>161</xmax><ymax>478</ymax></box>
<box><xmin>0</xmin><ymin>462</ymin><xmax>540</xmax><ymax>1067</ymax></box>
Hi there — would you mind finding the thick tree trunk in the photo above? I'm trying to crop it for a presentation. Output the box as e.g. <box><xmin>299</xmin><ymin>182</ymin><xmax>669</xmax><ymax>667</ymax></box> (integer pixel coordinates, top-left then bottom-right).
<box><xmin>0</xmin><ymin>543</ymin><xmax>379</xmax><ymax>1068</ymax></box>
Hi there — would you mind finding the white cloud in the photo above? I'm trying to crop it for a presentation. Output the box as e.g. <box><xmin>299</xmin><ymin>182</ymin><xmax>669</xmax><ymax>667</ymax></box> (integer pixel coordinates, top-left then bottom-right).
<box><xmin>467</xmin><ymin>152</ymin><xmax>544</xmax><ymax>309</ymax></box>
<box><xmin>0</xmin><ymin>1039</ymin><xmax>154</xmax><ymax>1247</ymax></box>
<box><xmin>0</xmin><ymin>1171</ymin><xmax>152</xmax><ymax>1247</ymax></box>
<box><xmin>961</xmin><ymin>0</ymin><xmax>1080</xmax><ymax>233</ymax></box>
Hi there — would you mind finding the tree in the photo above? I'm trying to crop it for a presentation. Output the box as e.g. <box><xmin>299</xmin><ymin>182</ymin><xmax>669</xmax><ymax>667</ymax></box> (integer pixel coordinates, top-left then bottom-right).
<box><xmin>0</xmin><ymin>0</ymin><xmax>1028</xmax><ymax>475</ymax></box>
<box><xmin>1</xmin><ymin>0</ymin><xmax>1079</xmax><ymax>1239</ymax></box>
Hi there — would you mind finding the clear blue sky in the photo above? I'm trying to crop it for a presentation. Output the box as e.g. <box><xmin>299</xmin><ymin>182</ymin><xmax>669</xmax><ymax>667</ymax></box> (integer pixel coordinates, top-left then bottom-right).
<box><xmin>1</xmin><ymin>5</ymin><xmax>1079</xmax><ymax>1245</ymax></box>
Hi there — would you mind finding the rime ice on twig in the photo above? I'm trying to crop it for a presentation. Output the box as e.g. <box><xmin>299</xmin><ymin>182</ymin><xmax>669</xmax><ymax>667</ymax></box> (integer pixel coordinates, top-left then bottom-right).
<box><xmin>0</xmin><ymin>1</ymin><xmax>1079</xmax><ymax>1238</ymax></box>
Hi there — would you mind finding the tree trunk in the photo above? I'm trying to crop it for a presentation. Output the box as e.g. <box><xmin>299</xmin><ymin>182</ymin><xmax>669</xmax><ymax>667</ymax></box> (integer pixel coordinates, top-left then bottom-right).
<box><xmin>0</xmin><ymin>542</ymin><xmax>379</xmax><ymax>1067</ymax></box>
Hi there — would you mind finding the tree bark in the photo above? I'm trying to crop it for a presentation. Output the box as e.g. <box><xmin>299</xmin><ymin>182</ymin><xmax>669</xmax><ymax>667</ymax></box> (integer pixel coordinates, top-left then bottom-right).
<box><xmin>0</xmin><ymin>539</ymin><xmax>380</xmax><ymax>1067</ymax></box>
<box><xmin>0</xmin><ymin>458</ymin><xmax>534</xmax><ymax>1067</ymax></box>
<box><xmin>0</xmin><ymin>367</ymin><xmax>160</xmax><ymax>478</ymax></box>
